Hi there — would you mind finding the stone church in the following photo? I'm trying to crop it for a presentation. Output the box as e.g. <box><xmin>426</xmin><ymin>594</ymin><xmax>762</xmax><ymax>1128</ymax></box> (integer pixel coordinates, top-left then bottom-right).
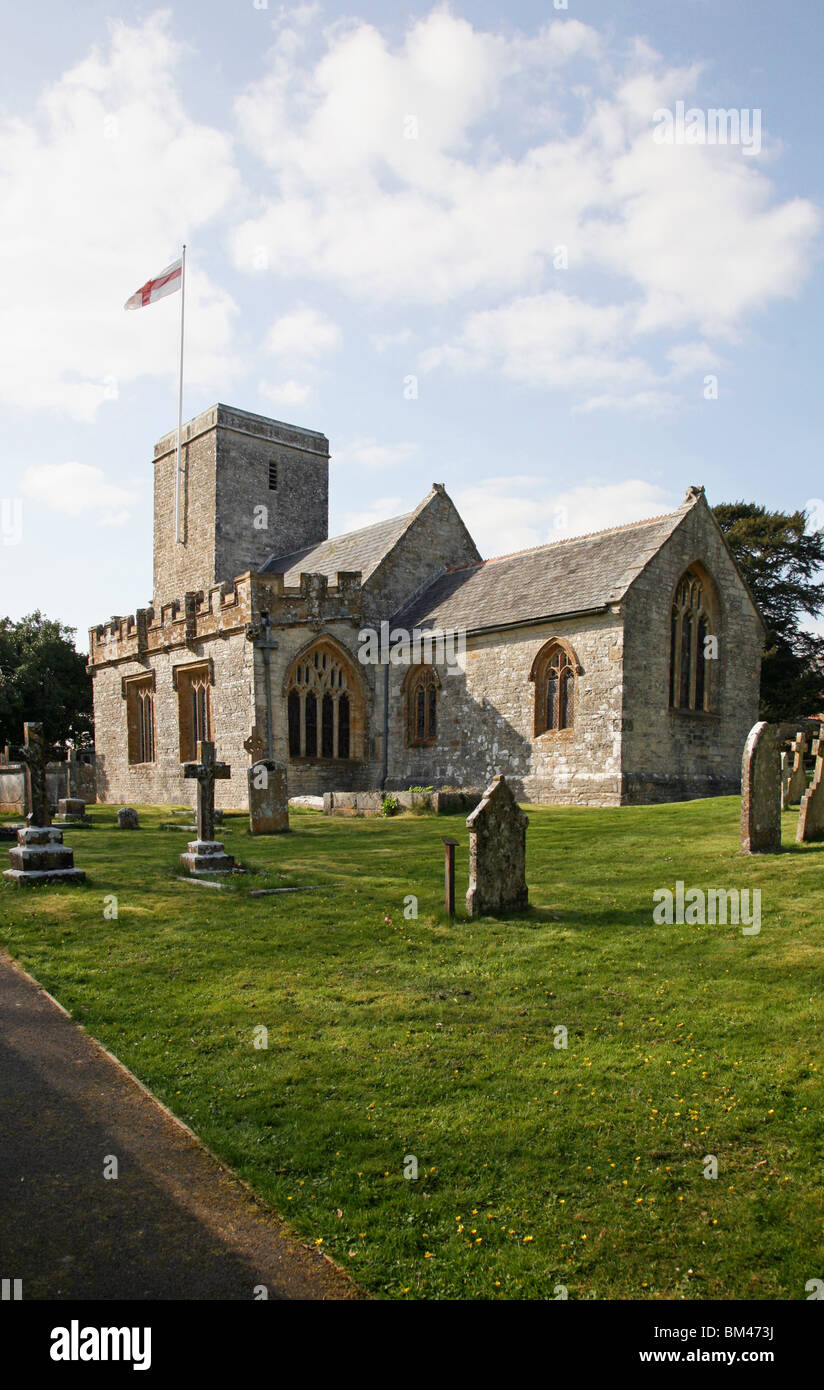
<box><xmin>89</xmin><ymin>403</ymin><xmax>764</xmax><ymax>809</ymax></box>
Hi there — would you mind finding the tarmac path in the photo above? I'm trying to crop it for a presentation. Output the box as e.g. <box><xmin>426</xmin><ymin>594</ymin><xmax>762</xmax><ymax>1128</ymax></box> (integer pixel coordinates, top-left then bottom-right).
<box><xmin>0</xmin><ymin>951</ymin><xmax>359</xmax><ymax>1300</ymax></box>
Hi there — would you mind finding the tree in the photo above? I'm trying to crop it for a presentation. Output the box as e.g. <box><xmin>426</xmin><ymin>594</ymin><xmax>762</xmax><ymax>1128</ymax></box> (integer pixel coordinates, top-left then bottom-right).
<box><xmin>0</xmin><ymin>612</ymin><xmax>93</xmax><ymax>750</ymax></box>
<box><xmin>713</xmin><ymin>502</ymin><xmax>824</xmax><ymax>720</ymax></box>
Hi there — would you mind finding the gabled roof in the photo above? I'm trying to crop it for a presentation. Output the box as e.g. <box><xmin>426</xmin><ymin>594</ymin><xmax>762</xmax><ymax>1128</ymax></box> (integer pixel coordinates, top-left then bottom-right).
<box><xmin>395</xmin><ymin>505</ymin><xmax>693</xmax><ymax>633</ymax></box>
<box><xmin>261</xmin><ymin>510</ymin><xmax>414</xmax><ymax>584</ymax></box>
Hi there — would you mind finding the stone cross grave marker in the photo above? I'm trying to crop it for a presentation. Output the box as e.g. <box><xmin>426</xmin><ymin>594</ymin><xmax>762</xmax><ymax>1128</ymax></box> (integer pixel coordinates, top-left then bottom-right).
<box><xmin>741</xmin><ymin>721</ymin><xmax>782</xmax><ymax>853</ymax></box>
<box><xmin>466</xmin><ymin>773</ymin><xmax>529</xmax><ymax>917</ymax></box>
<box><xmin>243</xmin><ymin>726</ymin><xmax>266</xmax><ymax>763</ymax></box>
<box><xmin>4</xmin><ymin>722</ymin><xmax>85</xmax><ymax>886</ymax></box>
<box><xmin>21</xmin><ymin>721</ymin><xmax>49</xmax><ymax>827</ymax></box>
<box><xmin>797</xmin><ymin>742</ymin><xmax>824</xmax><ymax>843</ymax></box>
<box><xmin>180</xmin><ymin>740</ymin><xmax>235</xmax><ymax>874</ymax></box>
<box><xmin>786</xmin><ymin>730</ymin><xmax>809</xmax><ymax>806</ymax></box>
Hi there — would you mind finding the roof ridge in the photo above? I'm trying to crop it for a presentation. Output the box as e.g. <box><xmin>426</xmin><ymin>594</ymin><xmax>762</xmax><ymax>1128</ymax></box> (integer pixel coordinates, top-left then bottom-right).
<box><xmin>476</xmin><ymin>507</ymin><xmax>685</xmax><ymax>566</ymax></box>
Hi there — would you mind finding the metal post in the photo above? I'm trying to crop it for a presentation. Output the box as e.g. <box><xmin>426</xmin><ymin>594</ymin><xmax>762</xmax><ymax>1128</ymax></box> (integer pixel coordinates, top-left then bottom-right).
<box><xmin>442</xmin><ymin>837</ymin><xmax>458</xmax><ymax>917</ymax></box>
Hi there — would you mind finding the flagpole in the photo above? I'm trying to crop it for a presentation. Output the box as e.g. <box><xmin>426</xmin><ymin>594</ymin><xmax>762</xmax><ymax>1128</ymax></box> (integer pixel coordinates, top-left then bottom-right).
<box><xmin>174</xmin><ymin>244</ymin><xmax>187</xmax><ymax>544</ymax></box>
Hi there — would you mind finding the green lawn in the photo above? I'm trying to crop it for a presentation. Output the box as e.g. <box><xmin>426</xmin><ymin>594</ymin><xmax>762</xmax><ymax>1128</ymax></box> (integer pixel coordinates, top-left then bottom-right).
<box><xmin>2</xmin><ymin>798</ymin><xmax>822</xmax><ymax>1300</ymax></box>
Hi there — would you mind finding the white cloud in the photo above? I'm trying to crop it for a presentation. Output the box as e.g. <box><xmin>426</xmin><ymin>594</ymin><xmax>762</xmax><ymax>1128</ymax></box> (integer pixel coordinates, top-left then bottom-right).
<box><xmin>455</xmin><ymin>475</ymin><xmax>678</xmax><ymax>556</ymax></box>
<box><xmin>0</xmin><ymin>14</ymin><xmax>243</xmax><ymax>420</ymax></box>
<box><xmin>335</xmin><ymin>496</ymin><xmax>409</xmax><ymax>534</ymax></box>
<box><xmin>333</xmin><ymin>436</ymin><xmax>419</xmax><ymax>470</ymax></box>
<box><xmin>21</xmin><ymin>462</ymin><xmax>139</xmax><ymax>522</ymax></box>
<box><xmin>230</xmin><ymin>8</ymin><xmax>819</xmax><ymax>411</ymax></box>
<box><xmin>258</xmin><ymin>378</ymin><xmax>313</xmax><ymax>409</ymax></box>
<box><xmin>264</xmin><ymin>307</ymin><xmax>342</xmax><ymax>361</ymax></box>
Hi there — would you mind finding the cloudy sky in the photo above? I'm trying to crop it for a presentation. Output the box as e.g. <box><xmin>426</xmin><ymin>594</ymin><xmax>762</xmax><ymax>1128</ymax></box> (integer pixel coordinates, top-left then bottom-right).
<box><xmin>1</xmin><ymin>0</ymin><xmax>822</xmax><ymax>649</ymax></box>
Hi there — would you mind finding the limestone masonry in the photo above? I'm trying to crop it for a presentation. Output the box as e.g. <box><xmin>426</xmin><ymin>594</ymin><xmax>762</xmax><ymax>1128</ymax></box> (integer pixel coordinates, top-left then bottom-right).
<box><xmin>89</xmin><ymin>403</ymin><xmax>765</xmax><ymax>809</ymax></box>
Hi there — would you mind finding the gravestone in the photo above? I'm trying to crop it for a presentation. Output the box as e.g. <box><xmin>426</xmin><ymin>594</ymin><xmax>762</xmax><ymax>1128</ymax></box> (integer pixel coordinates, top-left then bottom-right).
<box><xmin>179</xmin><ymin>741</ymin><xmax>235</xmax><ymax>874</ymax></box>
<box><xmin>780</xmin><ymin>750</ymin><xmax>793</xmax><ymax>811</ymax></box>
<box><xmin>740</xmin><ymin>721</ymin><xmax>781</xmax><ymax>854</ymax></box>
<box><xmin>54</xmin><ymin>796</ymin><xmax>87</xmax><ymax>825</ymax></box>
<box><xmin>4</xmin><ymin>723</ymin><xmax>85</xmax><ymax>885</ymax></box>
<box><xmin>785</xmin><ymin>731</ymin><xmax>809</xmax><ymax>806</ymax></box>
<box><xmin>797</xmin><ymin>745</ymin><xmax>824</xmax><ymax>843</ymax></box>
<box><xmin>466</xmin><ymin>774</ymin><xmax>528</xmax><ymax>917</ymax></box>
<box><xmin>248</xmin><ymin>760</ymin><xmax>289</xmax><ymax>835</ymax></box>
<box><xmin>117</xmin><ymin>807</ymin><xmax>139</xmax><ymax>829</ymax></box>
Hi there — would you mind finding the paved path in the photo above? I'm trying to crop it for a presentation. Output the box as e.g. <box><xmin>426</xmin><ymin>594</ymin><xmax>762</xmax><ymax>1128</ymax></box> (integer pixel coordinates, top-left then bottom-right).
<box><xmin>0</xmin><ymin>952</ymin><xmax>359</xmax><ymax>1300</ymax></box>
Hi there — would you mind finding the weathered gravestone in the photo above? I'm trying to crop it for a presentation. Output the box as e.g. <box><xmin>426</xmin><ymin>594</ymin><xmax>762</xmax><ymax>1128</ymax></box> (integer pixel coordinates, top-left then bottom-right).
<box><xmin>780</xmin><ymin>750</ymin><xmax>793</xmax><ymax>811</ymax></box>
<box><xmin>179</xmin><ymin>741</ymin><xmax>235</xmax><ymax>875</ymax></box>
<box><xmin>3</xmin><ymin>723</ymin><xmax>85</xmax><ymax>885</ymax></box>
<box><xmin>54</xmin><ymin>797</ymin><xmax>87</xmax><ymax>825</ymax></box>
<box><xmin>785</xmin><ymin>730</ymin><xmax>809</xmax><ymax>807</ymax></box>
<box><xmin>117</xmin><ymin>807</ymin><xmax>139</xmax><ymax>829</ymax></box>
<box><xmin>248</xmin><ymin>760</ymin><xmax>289</xmax><ymax>835</ymax></box>
<box><xmin>466</xmin><ymin>774</ymin><xmax>528</xmax><ymax>917</ymax></box>
<box><xmin>797</xmin><ymin>744</ymin><xmax>824</xmax><ymax>843</ymax></box>
<box><xmin>741</xmin><ymin>721</ymin><xmax>781</xmax><ymax>854</ymax></box>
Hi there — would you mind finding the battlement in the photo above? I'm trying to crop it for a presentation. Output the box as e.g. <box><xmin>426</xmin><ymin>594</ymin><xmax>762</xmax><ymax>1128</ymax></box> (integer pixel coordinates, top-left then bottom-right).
<box><xmin>88</xmin><ymin>569</ymin><xmax>365</xmax><ymax>669</ymax></box>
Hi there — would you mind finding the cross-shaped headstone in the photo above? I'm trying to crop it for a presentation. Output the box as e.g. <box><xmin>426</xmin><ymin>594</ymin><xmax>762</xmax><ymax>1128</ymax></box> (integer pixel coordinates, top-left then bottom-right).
<box><xmin>182</xmin><ymin>740</ymin><xmax>230</xmax><ymax>843</ymax></box>
<box><xmin>243</xmin><ymin>726</ymin><xmax>266</xmax><ymax>763</ymax></box>
<box><xmin>21</xmin><ymin>722</ymin><xmax>49</xmax><ymax>827</ymax></box>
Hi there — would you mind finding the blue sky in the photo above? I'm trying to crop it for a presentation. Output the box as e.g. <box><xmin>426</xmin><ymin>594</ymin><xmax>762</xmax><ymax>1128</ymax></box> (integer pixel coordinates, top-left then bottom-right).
<box><xmin>1</xmin><ymin>0</ymin><xmax>822</xmax><ymax>650</ymax></box>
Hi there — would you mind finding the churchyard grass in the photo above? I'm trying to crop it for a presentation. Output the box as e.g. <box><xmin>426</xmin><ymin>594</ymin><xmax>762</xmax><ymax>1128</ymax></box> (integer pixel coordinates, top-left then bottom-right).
<box><xmin>2</xmin><ymin>798</ymin><xmax>822</xmax><ymax>1300</ymax></box>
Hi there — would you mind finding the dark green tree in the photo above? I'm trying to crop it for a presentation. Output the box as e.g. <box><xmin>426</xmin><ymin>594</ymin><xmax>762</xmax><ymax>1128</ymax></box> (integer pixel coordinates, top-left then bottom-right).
<box><xmin>0</xmin><ymin>612</ymin><xmax>93</xmax><ymax>750</ymax></box>
<box><xmin>713</xmin><ymin>502</ymin><xmax>824</xmax><ymax>720</ymax></box>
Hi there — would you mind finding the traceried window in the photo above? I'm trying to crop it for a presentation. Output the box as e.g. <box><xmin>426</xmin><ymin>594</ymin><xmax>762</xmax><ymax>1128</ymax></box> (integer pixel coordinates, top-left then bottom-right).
<box><xmin>405</xmin><ymin>665</ymin><xmax>439</xmax><ymax>746</ymax></box>
<box><xmin>285</xmin><ymin>639</ymin><xmax>363</xmax><ymax>761</ymax></box>
<box><xmin>530</xmin><ymin>640</ymin><xmax>578</xmax><ymax>736</ymax></box>
<box><xmin>125</xmin><ymin>674</ymin><xmax>156</xmax><ymax>765</ymax></box>
<box><xmin>669</xmin><ymin>569</ymin><xmax>716</xmax><ymax>713</ymax></box>
<box><xmin>175</xmin><ymin>661</ymin><xmax>212</xmax><ymax>762</ymax></box>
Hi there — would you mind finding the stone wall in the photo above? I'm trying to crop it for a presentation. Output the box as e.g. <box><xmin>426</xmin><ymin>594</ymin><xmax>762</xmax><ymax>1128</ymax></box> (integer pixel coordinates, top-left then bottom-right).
<box><xmin>620</xmin><ymin>496</ymin><xmax>763</xmax><ymax>803</ymax></box>
<box><xmin>365</xmin><ymin>486</ymin><xmax>481</xmax><ymax>620</ymax></box>
<box><xmin>385</xmin><ymin>612</ymin><xmax>626</xmax><ymax>805</ymax></box>
<box><xmin>91</xmin><ymin>579</ymin><xmax>255</xmax><ymax>810</ymax></box>
<box><xmin>0</xmin><ymin>759</ymin><xmax>96</xmax><ymax>815</ymax></box>
<box><xmin>153</xmin><ymin>404</ymin><xmax>329</xmax><ymax>609</ymax></box>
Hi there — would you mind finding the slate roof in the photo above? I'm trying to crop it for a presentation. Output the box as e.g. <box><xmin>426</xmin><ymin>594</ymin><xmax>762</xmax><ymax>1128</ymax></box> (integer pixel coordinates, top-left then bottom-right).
<box><xmin>396</xmin><ymin>506</ymin><xmax>691</xmax><ymax>633</ymax></box>
<box><xmin>262</xmin><ymin>510</ymin><xmax>414</xmax><ymax>585</ymax></box>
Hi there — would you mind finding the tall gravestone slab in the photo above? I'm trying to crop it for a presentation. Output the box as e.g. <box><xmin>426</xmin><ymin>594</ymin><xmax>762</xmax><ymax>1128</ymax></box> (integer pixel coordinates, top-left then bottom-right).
<box><xmin>780</xmin><ymin>750</ymin><xmax>793</xmax><ymax>811</ymax></box>
<box><xmin>248</xmin><ymin>760</ymin><xmax>289</xmax><ymax>835</ymax></box>
<box><xmin>797</xmin><ymin>747</ymin><xmax>824</xmax><ymax>843</ymax></box>
<box><xmin>741</xmin><ymin>721</ymin><xmax>782</xmax><ymax>854</ymax></box>
<box><xmin>180</xmin><ymin>741</ymin><xmax>235</xmax><ymax>875</ymax></box>
<box><xmin>4</xmin><ymin>723</ymin><xmax>85</xmax><ymax>885</ymax></box>
<box><xmin>466</xmin><ymin>774</ymin><xmax>529</xmax><ymax>917</ymax></box>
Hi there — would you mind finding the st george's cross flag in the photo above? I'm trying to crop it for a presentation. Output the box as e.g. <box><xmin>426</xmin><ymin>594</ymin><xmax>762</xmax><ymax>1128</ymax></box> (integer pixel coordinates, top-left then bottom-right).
<box><xmin>123</xmin><ymin>257</ymin><xmax>183</xmax><ymax>310</ymax></box>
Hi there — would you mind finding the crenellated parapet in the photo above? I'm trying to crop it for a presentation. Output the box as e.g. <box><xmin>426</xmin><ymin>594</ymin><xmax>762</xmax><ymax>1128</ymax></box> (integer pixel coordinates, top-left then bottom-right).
<box><xmin>88</xmin><ymin>569</ymin><xmax>366</xmax><ymax>670</ymax></box>
<box><xmin>88</xmin><ymin>576</ymin><xmax>251</xmax><ymax>670</ymax></box>
<box><xmin>247</xmin><ymin>570</ymin><xmax>364</xmax><ymax>634</ymax></box>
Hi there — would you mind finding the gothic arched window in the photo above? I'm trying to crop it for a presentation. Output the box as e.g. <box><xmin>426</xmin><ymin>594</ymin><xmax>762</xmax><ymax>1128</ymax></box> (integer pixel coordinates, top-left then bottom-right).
<box><xmin>284</xmin><ymin>638</ymin><xmax>364</xmax><ymax>760</ymax></box>
<box><xmin>404</xmin><ymin>665</ymin><xmax>440</xmax><ymax>746</ymax></box>
<box><xmin>530</xmin><ymin>640</ymin><xmax>579</xmax><ymax>736</ymax></box>
<box><xmin>669</xmin><ymin>568</ymin><xmax>717</xmax><ymax>712</ymax></box>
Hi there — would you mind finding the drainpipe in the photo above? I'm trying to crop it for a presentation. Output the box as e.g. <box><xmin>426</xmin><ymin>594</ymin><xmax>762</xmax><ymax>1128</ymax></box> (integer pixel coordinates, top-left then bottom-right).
<box><xmin>259</xmin><ymin>610</ymin><xmax>275</xmax><ymax>760</ymax></box>
<box><xmin>380</xmin><ymin>660</ymin><xmax>389</xmax><ymax>789</ymax></box>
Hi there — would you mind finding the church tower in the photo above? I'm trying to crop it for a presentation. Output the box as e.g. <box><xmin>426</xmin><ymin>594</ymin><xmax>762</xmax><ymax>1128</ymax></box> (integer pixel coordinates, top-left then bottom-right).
<box><xmin>152</xmin><ymin>403</ymin><xmax>329</xmax><ymax>607</ymax></box>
